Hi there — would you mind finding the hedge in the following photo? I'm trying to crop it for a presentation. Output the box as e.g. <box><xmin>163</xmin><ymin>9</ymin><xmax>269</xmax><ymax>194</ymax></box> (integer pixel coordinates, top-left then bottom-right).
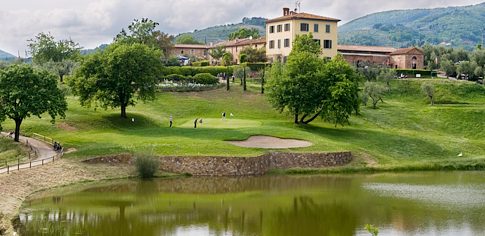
<box><xmin>161</xmin><ymin>66</ymin><xmax>234</xmax><ymax>77</ymax></box>
<box><xmin>395</xmin><ymin>69</ymin><xmax>438</xmax><ymax>78</ymax></box>
<box><xmin>162</xmin><ymin>73</ymin><xmax>218</xmax><ymax>85</ymax></box>
<box><xmin>192</xmin><ymin>60</ymin><xmax>210</xmax><ymax>67</ymax></box>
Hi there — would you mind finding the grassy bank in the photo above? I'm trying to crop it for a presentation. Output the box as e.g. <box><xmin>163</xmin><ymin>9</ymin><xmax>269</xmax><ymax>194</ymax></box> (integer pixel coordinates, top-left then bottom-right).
<box><xmin>0</xmin><ymin>137</ymin><xmax>29</xmax><ymax>165</ymax></box>
<box><xmin>1</xmin><ymin>79</ymin><xmax>485</xmax><ymax>170</ymax></box>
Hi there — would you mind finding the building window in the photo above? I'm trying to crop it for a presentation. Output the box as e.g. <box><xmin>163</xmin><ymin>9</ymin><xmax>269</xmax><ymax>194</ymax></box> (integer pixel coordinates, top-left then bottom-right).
<box><xmin>277</xmin><ymin>25</ymin><xmax>282</xmax><ymax>32</ymax></box>
<box><xmin>314</xmin><ymin>39</ymin><xmax>321</xmax><ymax>46</ymax></box>
<box><xmin>269</xmin><ymin>40</ymin><xmax>275</xmax><ymax>49</ymax></box>
<box><xmin>269</xmin><ymin>26</ymin><xmax>275</xmax><ymax>33</ymax></box>
<box><xmin>278</xmin><ymin>39</ymin><xmax>281</xmax><ymax>49</ymax></box>
<box><xmin>314</xmin><ymin>24</ymin><xmax>319</xmax><ymax>32</ymax></box>
<box><xmin>326</xmin><ymin>24</ymin><xmax>331</xmax><ymax>33</ymax></box>
<box><xmin>284</xmin><ymin>38</ymin><xmax>290</xmax><ymax>47</ymax></box>
<box><xmin>324</xmin><ymin>40</ymin><xmax>332</xmax><ymax>49</ymax></box>
<box><xmin>300</xmin><ymin>23</ymin><xmax>309</xmax><ymax>32</ymax></box>
<box><xmin>284</xmin><ymin>23</ymin><xmax>290</xmax><ymax>31</ymax></box>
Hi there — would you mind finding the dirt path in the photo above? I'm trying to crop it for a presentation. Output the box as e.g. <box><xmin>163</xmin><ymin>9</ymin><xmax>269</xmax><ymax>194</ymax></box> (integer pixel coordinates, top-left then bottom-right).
<box><xmin>228</xmin><ymin>136</ymin><xmax>313</xmax><ymax>149</ymax></box>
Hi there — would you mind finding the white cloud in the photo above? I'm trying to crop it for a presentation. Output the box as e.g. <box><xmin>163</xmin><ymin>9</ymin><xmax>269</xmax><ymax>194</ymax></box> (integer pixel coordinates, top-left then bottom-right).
<box><xmin>0</xmin><ymin>0</ymin><xmax>483</xmax><ymax>55</ymax></box>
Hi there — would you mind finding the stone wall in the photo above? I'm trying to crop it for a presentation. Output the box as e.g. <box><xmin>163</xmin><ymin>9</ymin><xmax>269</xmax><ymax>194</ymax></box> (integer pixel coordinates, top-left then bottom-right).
<box><xmin>84</xmin><ymin>152</ymin><xmax>353</xmax><ymax>177</ymax></box>
<box><xmin>159</xmin><ymin>152</ymin><xmax>352</xmax><ymax>176</ymax></box>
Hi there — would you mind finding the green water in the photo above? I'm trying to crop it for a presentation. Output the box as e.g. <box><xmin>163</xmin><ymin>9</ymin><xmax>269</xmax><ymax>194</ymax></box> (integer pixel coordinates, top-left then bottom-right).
<box><xmin>19</xmin><ymin>172</ymin><xmax>485</xmax><ymax>236</ymax></box>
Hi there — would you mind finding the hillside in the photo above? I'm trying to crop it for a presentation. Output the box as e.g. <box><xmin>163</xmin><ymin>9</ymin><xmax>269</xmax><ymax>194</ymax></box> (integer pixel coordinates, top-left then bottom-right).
<box><xmin>0</xmin><ymin>50</ymin><xmax>15</xmax><ymax>61</ymax></box>
<box><xmin>175</xmin><ymin>17</ymin><xmax>266</xmax><ymax>44</ymax></box>
<box><xmin>339</xmin><ymin>2</ymin><xmax>485</xmax><ymax>49</ymax></box>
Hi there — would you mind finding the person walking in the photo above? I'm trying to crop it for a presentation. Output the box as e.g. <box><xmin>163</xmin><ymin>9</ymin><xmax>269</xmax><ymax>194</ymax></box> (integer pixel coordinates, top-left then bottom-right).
<box><xmin>222</xmin><ymin>112</ymin><xmax>226</xmax><ymax>120</ymax></box>
<box><xmin>194</xmin><ymin>118</ymin><xmax>198</xmax><ymax>128</ymax></box>
<box><xmin>169</xmin><ymin>115</ymin><xmax>173</xmax><ymax>128</ymax></box>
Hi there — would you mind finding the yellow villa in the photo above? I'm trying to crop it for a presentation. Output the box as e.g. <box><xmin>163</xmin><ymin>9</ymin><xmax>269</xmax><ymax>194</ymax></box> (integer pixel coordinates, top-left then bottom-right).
<box><xmin>265</xmin><ymin>8</ymin><xmax>340</xmax><ymax>62</ymax></box>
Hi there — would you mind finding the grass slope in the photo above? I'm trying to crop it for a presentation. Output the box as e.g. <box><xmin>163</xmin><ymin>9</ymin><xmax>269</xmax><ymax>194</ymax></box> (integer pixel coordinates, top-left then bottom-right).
<box><xmin>1</xmin><ymin>79</ymin><xmax>485</xmax><ymax>170</ymax></box>
<box><xmin>0</xmin><ymin>137</ymin><xmax>28</xmax><ymax>165</ymax></box>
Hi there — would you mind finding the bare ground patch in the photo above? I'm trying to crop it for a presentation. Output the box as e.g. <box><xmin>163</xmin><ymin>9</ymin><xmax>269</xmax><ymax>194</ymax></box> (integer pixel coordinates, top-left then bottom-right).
<box><xmin>57</xmin><ymin>122</ymin><xmax>77</xmax><ymax>131</ymax></box>
<box><xmin>228</xmin><ymin>136</ymin><xmax>313</xmax><ymax>149</ymax></box>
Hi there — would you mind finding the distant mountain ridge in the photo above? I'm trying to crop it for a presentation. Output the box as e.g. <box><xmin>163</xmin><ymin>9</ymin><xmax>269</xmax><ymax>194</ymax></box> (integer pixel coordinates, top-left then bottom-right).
<box><xmin>175</xmin><ymin>17</ymin><xmax>267</xmax><ymax>44</ymax></box>
<box><xmin>0</xmin><ymin>49</ymin><xmax>15</xmax><ymax>61</ymax></box>
<box><xmin>338</xmin><ymin>2</ymin><xmax>485</xmax><ymax>49</ymax></box>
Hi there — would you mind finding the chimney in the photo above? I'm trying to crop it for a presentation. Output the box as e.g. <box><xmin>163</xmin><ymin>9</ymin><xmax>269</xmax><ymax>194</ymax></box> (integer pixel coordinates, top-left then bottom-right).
<box><xmin>283</xmin><ymin>8</ymin><xmax>290</xmax><ymax>16</ymax></box>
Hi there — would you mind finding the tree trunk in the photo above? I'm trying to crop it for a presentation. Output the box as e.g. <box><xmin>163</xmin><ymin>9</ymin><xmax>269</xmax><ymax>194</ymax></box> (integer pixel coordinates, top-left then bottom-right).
<box><xmin>226</xmin><ymin>74</ymin><xmax>230</xmax><ymax>91</ymax></box>
<box><xmin>302</xmin><ymin>111</ymin><xmax>321</xmax><ymax>124</ymax></box>
<box><xmin>59</xmin><ymin>74</ymin><xmax>64</xmax><ymax>83</ymax></box>
<box><xmin>294</xmin><ymin>113</ymin><xmax>299</xmax><ymax>124</ymax></box>
<box><xmin>14</xmin><ymin>118</ymin><xmax>22</xmax><ymax>142</ymax></box>
<box><xmin>121</xmin><ymin>105</ymin><xmax>127</xmax><ymax>118</ymax></box>
<box><xmin>261</xmin><ymin>66</ymin><xmax>265</xmax><ymax>94</ymax></box>
<box><xmin>243</xmin><ymin>67</ymin><xmax>247</xmax><ymax>91</ymax></box>
<box><xmin>299</xmin><ymin>114</ymin><xmax>308</xmax><ymax>124</ymax></box>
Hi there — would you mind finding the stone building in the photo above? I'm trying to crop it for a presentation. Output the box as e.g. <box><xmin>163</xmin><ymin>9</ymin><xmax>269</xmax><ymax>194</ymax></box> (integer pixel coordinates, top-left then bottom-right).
<box><xmin>169</xmin><ymin>44</ymin><xmax>209</xmax><ymax>59</ymax></box>
<box><xmin>338</xmin><ymin>45</ymin><xmax>425</xmax><ymax>69</ymax></box>
<box><xmin>214</xmin><ymin>37</ymin><xmax>266</xmax><ymax>64</ymax></box>
<box><xmin>265</xmin><ymin>8</ymin><xmax>340</xmax><ymax>62</ymax></box>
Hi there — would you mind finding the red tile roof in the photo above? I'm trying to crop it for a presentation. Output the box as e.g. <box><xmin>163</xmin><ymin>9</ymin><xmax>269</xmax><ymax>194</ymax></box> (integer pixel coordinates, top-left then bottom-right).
<box><xmin>267</xmin><ymin>12</ymin><xmax>340</xmax><ymax>23</ymax></box>
<box><xmin>338</xmin><ymin>45</ymin><xmax>396</xmax><ymax>53</ymax></box>
<box><xmin>173</xmin><ymin>44</ymin><xmax>209</xmax><ymax>49</ymax></box>
<box><xmin>390</xmin><ymin>47</ymin><xmax>424</xmax><ymax>55</ymax></box>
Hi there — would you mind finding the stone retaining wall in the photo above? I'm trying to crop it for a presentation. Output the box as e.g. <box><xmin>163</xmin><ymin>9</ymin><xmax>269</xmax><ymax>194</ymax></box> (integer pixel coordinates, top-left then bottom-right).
<box><xmin>159</xmin><ymin>152</ymin><xmax>352</xmax><ymax>176</ymax></box>
<box><xmin>84</xmin><ymin>152</ymin><xmax>352</xmax><ymax>177</ymax></box>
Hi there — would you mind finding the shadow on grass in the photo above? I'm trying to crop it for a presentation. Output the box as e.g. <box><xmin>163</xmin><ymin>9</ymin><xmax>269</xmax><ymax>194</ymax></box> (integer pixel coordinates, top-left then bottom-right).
<box><xmin>299</xmin><ymin>124</ymin><xmax>453</xmax><ymax>160</ymax></box>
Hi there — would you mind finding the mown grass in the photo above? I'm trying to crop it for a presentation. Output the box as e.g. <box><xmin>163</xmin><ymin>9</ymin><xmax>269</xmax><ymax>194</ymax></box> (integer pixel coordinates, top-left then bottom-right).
<box><xmin>1</xmin><ymin>79</ymin><xmax>485</xmax><ymax>170</ymax></box>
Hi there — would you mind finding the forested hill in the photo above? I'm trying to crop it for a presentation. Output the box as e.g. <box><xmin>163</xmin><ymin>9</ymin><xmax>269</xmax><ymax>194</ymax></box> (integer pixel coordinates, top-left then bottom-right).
<box><xmin>0</xmin><ymin>49</ymin><xmax>15</xmax><ymax>61</ymax></box>
<box><xmin>175</xmin><ymin>17</ymin><xmax>266</xmax><ymax>44</ymax></box>
<box><xmin>338</xmin><ymin>2</ymin><xmax>485</xmax><ymax>50</ymax></box>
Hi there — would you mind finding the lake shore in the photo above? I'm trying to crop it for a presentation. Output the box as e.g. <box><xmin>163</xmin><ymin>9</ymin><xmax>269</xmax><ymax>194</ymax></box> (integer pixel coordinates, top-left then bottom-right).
<box><xmin>0</xmin><ymin>159</ymin><xmax>135</xmax><ymax>235</ymax></box>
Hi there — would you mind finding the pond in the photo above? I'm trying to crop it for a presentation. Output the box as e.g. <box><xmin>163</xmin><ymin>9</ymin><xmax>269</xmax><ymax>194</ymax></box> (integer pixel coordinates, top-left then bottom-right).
<box><xmin>18</xmin><ymin>171</ymin><xmax>485</xmax><ymax>236</ymax></box>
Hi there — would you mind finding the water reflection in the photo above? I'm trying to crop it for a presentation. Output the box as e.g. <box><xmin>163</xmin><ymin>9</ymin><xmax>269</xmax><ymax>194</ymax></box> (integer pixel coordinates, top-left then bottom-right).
<box><xmin>19</xmin><ymin>172</ymin><xmax>485</xmax><ymax>236</ymax></box>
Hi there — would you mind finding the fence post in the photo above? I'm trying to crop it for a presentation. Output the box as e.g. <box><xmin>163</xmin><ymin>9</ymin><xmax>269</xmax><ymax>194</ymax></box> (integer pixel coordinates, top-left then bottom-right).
<box><xmin>7</xmin><ymin>165</ymin><xmax>9</xmax><ymax>174</ymax></box>
<box><xmin>30</xmin><ymin>161</ymin><xmax>31</xmax><ymax>169</ymax></box>
<box><xmin>42</xmin><ymin>160</ymin><xmax>44</xmax><ymax>165</ymax></box>
<box><xmin>52</xmin><ymin>156</ymin><xmax>55</xmax><ymax>163</ymax></box>
<box><xmin>17</xmin><ymin>159</ymin><xmax>20</xmax><ymax>171</ymax></box>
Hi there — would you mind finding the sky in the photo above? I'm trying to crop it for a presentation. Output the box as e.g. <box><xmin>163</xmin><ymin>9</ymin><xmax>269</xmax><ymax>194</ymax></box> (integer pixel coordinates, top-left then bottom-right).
<box><xmin>1</xmin><ymin>0</ymin><xmax>484</xmax><ymax>55</ymax></box>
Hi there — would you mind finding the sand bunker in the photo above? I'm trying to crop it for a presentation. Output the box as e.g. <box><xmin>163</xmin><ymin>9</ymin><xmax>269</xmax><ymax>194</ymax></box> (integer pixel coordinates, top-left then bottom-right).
<box><xmin>228</xmin><ymin>136</ymin><xmax>313</xmax><ymax>149</ymax></box>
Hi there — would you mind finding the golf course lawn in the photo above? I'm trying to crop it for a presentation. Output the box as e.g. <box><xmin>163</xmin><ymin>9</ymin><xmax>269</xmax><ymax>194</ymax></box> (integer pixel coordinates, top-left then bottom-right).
<box><xmin>1</xmin><ymin>79</ymin><xmax>485</xmax><ymax>170</ymax></box>
<box><xmin>0</xmin><ymin>137</ymin><xmax>29</xmax><ymax>164</ymax></box>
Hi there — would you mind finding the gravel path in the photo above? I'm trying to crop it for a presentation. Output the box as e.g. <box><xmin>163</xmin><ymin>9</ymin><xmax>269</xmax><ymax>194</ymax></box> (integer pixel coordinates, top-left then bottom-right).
<box><xmin>228</xmin><ymin>136</ymin><xmax>313</xmax><ymax>149</ymax></box>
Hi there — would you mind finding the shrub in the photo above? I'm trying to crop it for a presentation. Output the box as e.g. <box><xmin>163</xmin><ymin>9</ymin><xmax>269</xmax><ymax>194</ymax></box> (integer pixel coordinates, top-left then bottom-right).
<box><xmin>161</xmin><ymin>66</ymin><xmax>234</xmax><ymax>77</ymax></box>
<box><xmin>192</xmin><ymin>60</ymin><xmax>210</xmax><ymax>67</ymax></box>
<box><xmin>164</xmin><ymin>74</ymin><xmax>187</xmax><ymax>83</ymax></box>
<box><xmin>134</xmin><ymin>155</ymin><xmax>159</xmax><ymax>179</ymax></box>
<box><xmin>395</xmin><ymin>69</ymin><xmax>437</xmax><ymax>78</ymax></box>
<box><xmin>193</xmin><ymin>73</ymin><xmax>219</xmax><ymax>85</ymax></box>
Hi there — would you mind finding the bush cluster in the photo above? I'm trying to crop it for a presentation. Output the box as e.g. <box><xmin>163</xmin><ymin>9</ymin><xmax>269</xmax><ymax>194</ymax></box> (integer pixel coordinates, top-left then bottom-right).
<box><xmin>162</xmin><ymin>73</ymin><xmax>219</xmax><ymax>85</ymax></box>
<box><xmin>191</xmin><ymin>60</ymin><xmax>210</xmax><ymax>67</ymax></box>
<box><xmin>395</xmin><ymin>69</ymin><xmax>437</xmax><ymax>77</ymax></box>
<box><xmin>134</xmin><ymin>155</ymin><xmax>159</xmax><ymax>179</ymax></box>
<box><xmin>161</xmin><ymin>66</ymin><xmax>234</xmax><ymax>77</ymax></box>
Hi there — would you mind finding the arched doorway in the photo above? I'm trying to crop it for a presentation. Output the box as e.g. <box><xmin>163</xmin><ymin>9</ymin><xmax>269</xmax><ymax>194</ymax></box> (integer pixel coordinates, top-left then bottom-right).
<box><xmin>412</xmin><ymin>56</ymin><xmax>417</xmax><ymax>69</ymax></box>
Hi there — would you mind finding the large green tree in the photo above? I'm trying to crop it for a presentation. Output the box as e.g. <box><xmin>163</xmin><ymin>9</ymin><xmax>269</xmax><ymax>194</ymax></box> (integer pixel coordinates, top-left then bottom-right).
<box><xmin>28</xmin><ymin>32</ymin><xmax>81</xmax><ymax>82</ymax></box>
<box><xmin>239</xmin><ymin>47</ymin><xmax>266</xmax><ymax>63</ymax></box>
<box><xmin>209</xmin><ymin>46</ymin><xmax>226</xmax><ymax>65</ymax></box>
<box><xmin>176</xmin><ymin>34</ymin><xmax>202</xmax><ymax>45</ymax></box>
<box><xmin>228</xmin><ymin>28</ymin><xmax>260</xmax><ymax>40</ymax></box>
<box><xmin>70</xmin><ymin>43</ymin><xmax>162</xmax><ymax>118</ymax></box>
<box><xmin>115</xmin><ymin>18</ymin><xmax>174</xmax><ymax>55</ymax></box>
<box><xmin>0</xmin><ymin>65</ymin><xmax>67</xmax><ymax>142</ymax></box>
<box><xmin>267</xmin><ymin>34</ymin><xmax>360</xmax><ymax>125</ymax></box>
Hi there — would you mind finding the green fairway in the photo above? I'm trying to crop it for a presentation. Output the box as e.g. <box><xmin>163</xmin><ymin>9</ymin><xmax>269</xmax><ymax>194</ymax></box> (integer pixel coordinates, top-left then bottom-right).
<box><xmin>1</xmin><ymin>79</ymin><xmax>485</xmax><ymax>169</ymax></box>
